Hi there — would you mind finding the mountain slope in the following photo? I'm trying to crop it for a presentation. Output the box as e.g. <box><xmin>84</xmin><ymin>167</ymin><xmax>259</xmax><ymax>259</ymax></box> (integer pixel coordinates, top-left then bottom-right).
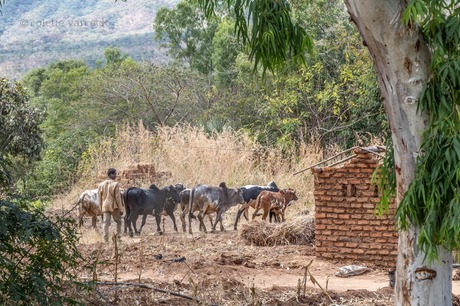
<box><xmin>0</xmin><ymin>0</ymin><xmax>177</xmax><ymax>79</ymax></box>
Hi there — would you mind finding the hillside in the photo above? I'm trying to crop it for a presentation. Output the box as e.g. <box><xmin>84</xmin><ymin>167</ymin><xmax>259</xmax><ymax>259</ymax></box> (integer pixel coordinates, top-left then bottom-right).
<box><xmin>0</xmin><ymin>0</ymin><xmax>178</xmax><ymax>79</ymax></box>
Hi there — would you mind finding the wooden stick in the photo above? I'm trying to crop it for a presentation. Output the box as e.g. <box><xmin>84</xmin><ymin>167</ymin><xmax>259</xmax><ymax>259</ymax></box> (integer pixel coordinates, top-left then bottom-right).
<box><xmin>90</xmin><ymin>281</ymin><xmax>210</xmax><ymax>303</ymax></box>
<box><xmin>359</xmin><ymin>147</ymin><xmax>386</xmax><ymax>159</ymax></box>
<box><xmin>326</xmin><ymin>154</ymin><xmax>357</xmax><ymax>168</ymax></box>
<box><xmin>292</xmin><ymin>146</ymin><xmax>357</xmax><ymax>175</ymax></box>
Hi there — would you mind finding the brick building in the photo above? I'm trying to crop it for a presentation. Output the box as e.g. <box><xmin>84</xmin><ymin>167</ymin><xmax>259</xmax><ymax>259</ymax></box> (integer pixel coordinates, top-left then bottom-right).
<box><xmin>311</xmin><ymin>146</ymin><xmax>398</xmax><ymax>268</ymax></box>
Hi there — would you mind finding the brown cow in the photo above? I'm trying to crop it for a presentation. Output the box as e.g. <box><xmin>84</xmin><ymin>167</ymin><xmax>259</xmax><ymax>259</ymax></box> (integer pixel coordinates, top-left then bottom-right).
<box><xmin>233</xmin><ymin>181</ymin><xmax>279</xmax><ymax>230</ymax></box>
<box><xmin>252</xmin><ymin>189</ymin><xmax>298</xmax><ymax>222</ymax></box>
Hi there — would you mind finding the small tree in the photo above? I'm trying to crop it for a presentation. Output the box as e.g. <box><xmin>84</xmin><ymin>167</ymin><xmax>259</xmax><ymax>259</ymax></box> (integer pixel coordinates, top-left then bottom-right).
<box><xmin>0</xmin><ymin>199</ymin><xmax>87</xmax><ymax>305</ymax></box>
<box><xmin>0</xmin><ymin>78</ymin><xmax>44</xmax><ymax>190</ymax></box>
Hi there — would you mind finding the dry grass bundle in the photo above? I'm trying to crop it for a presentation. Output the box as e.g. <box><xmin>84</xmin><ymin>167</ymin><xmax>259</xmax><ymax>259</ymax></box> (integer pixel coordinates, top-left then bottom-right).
<box><xmin>240</xmin><ymin>216</ymin><xmax>315</xmax><ymax>246</ymax></box>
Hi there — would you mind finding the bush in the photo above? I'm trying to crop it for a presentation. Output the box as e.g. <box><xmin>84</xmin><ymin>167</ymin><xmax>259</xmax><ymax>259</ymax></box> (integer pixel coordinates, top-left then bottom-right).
<box><xmin>0</xmin><ymin>199</ymin><xmax>88</xmax><ymax>305</ymax></box>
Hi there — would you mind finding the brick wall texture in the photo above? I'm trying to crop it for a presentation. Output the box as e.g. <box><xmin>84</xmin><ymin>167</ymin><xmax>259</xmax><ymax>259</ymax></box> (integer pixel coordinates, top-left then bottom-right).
<box><xmin>98</xmin><ymin>163</ymin><xmax>171</xmax><ymax>188</ymax></box>
<box><xmin>312</xmin><ymin>148</ymin><xmax>398</xmax><ymax>268</ymax></box>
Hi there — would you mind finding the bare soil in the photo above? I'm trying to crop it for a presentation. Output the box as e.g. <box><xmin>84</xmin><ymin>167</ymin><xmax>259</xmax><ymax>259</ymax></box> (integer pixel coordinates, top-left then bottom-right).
<box><xmin>75</xmin><ymin>212</ymin><xmax>402</xmax><ymax>305</ymax></box>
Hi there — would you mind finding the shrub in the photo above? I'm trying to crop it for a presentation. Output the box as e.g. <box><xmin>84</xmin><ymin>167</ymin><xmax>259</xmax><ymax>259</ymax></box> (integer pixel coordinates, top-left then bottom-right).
<box><xmin>0</xmin><ymin>199</ymin><xmax>88</xmax><ymax>305</ymax></box>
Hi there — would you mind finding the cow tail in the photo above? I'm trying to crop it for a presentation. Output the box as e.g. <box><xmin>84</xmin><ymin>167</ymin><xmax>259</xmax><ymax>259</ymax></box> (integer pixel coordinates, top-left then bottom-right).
<box><xmin>188</xmin><ymin>187</ymin><xmax>195</xmax><ymax>219</ymax></box>
<box><xmin>123</xmin><ymin>188</ymin><xmax>133</xmax><ymax>220</ymax></box>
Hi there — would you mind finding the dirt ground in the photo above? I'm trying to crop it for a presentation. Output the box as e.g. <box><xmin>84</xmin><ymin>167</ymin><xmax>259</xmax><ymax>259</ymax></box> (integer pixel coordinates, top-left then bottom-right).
<box><xmin>75</xmin><ymin>211</ymin><xmax>460</xmax><ymax>305</ymax></box>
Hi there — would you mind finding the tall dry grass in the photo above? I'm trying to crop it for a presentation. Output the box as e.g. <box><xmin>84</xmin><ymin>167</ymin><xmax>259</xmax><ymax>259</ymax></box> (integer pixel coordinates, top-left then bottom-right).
<box><xmin>53</xmin><ymin>121</ymin><xmax>324</xmax><ymax>213</ymax></box>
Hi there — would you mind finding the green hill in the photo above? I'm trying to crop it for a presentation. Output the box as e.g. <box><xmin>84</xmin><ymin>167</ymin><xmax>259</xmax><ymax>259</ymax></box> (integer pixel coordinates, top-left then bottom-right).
<box><xmin>0</xmin><ymin>0</ymin><xmax>177</xmax><ymax>79</ymax></box>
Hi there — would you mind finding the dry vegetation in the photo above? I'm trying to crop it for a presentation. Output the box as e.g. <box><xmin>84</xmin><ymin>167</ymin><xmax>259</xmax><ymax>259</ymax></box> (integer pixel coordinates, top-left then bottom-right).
<box><xmin>59</xmin><ymin>122</ymin><xmax>320</xmax><ymax>211</ymax></box>
<box><xmin>50</xmin><ymin>123</ymin><xmax>399</xmax><ymax>305</ymax></box>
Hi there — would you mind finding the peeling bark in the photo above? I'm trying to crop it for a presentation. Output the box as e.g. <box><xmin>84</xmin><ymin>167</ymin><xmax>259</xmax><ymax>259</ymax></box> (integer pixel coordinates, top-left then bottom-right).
<box><xmin>343</xmin><ymin>1</ymin><xmax>452</xmax><ymax>305</ymax></box>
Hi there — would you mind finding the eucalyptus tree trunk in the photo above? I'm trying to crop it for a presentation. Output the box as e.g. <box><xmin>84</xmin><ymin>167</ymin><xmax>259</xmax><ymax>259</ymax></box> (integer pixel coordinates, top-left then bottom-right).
<box><xmin>343</xmin><ymin>1</ymin><xmax>452</xmax><ymax>305</ymax></box>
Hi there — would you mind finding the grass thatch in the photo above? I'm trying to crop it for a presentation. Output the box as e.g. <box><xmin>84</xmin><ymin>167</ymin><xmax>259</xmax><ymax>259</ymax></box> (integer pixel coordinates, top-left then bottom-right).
<box><xmin>240</xmin><ymin>215</ymin><xmax>315</xmax><ymax>246</ymax></box>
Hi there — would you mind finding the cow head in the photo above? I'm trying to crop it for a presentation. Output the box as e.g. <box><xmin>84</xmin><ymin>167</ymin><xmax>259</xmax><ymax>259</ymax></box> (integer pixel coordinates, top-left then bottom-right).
<box><xmin>172</xmin><ymin>183</ymin><xmax>185</xmax><ymax>194</ymax></box>
<box><xmin>166</xmin><ymin>185</ymin><xmax>181</xmax><ymax>203</ymax></box>
<box><xmin>223</xmin><ymin>187</ymin><xmax>245</xmax><ymax>206</ymax></box>
<box><xmin>267</xmin><ymin>181</ymin><xmax>278</xmax><ymax>190</ymax></box>
<box><xmin>149</xmin><ymin>184</ymin><xmax>160</xmax><ymax>191</ymax></box>
<box><xmin>284</xmin><ymin>188</ymin><xmax>298</xmax><ymax>205</ymax></box>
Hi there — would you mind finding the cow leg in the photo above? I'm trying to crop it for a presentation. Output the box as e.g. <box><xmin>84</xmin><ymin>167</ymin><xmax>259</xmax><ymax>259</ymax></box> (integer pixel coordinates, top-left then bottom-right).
<box><xmin>91</xmin><ymin>216</ymin><xmax>97</xmax><ymax>228</ymax></box>
<box><xmin>243</xmin><ymin>200</ymin><xmax>255</xmax><ymax>221</ymax></box>
<box><xmin>138</xmin><ymin>214</ymin><xmax>148</xmax><ymax>235</ymax></box>
<box><xmin>124</xmin><ymin>204</ymin><xmax>131</xmax><ymax>234</ymax></box>
<box><xmin>269</xmin><ymin>210</ymin><xmax>279</xmax><ymax>223</ymax></box>
<box><xmin>180</xmin><ymin>205</ymin><xmax>187</xmax><ymax>232</ymax></box>
<box><xmin>243</xmin><ymin>208</ymin><xmax>249</xmax><ymax>221</ymax></box>
<box><xmin>252</xmin><ymin>197</ymin><xmax>263</xmax><ymax>220</ymax></box>
<box><xmin>252</xmin><ymin>206</ymin><xmax>260</xmax><ymax>220</ymax></box>
<box><xmin>131</xmin><ymin>213</ymin><xmax>141</xmax><ymax>235</ymax></box>
<box><xmin>154</xmin><ymin>213</ymin><xmax>163</xmax><ymax>235</ymax></box>
<box><xmin>188</xmin><ymin>211</ymin><xmax>194</xmax><ymax>234</ymax></box>
<box><xmin>123</xmin><ymin>214</ymin><xmax>129</xmax><ymax>234</ymax></box>
<box><xmin>199</xmin><ymin>217</ymin><xmax>204</xmax><ymax>232</ymax></box>
<box><xmin>198</xmin><ymin>213</ymin><xmax>213</xmax><ymax>232</ymax></box>
<box><xmin>234</xmin><ymin>203</ymin><xmax>249</xmax><ymax>230</ymax></box>
<box><xmin>207</xmin><ymin>213</ymin><xmax>214</xmax><ymax>229</ymax></box>
<box><xmin>213</xmin><ymin>209</ymin><xmax>224</xmax><ymax>232</ymax></box>
<box><xmin>167</xmin><ymin>210</ymin><xmax>178</xmax><ymax>232</ymax></box>
<box><xmin>261</xmin><ymin>206</ymin><xmax>269</xmax><ymax>221</ymax></box>
<box><xmin>197</xmin><ymin>212</ymin><xmax>207</xmax><ymax>233</ymax></box>
<box><xmin>218</xmin><ymin>210</ymin><xmax>225</xmax><ymax>232</ymax></box>
<box><xmin>127</xmin><ymin>215</ymin><xmax>135</xmax><ymax>238</ymax></box>
<box><xmin>233</xmin><ymin>208</ymin><xmax>244</xmax><ymax>230</ymax></box>
<box><xmin>197</xmin><ymin>210</ymin><xmax>207</xmax><ymax>233</ymax></box>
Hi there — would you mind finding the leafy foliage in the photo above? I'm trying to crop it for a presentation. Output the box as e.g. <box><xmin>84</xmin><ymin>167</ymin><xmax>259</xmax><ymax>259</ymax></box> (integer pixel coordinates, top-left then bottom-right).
<box><xmin>395</xmin><ymin>0</ymin><xmax>460</xmax><ymax>260</ymax></box>
<box><xmin>193</xmin><ymin>0</ymin><xmax>313</xmax><ymax>74</ymax></box>
<box><xmin>154</xmin><ymin>1</ymin><xmax>218</xmax><ymax>74</ymax></box>
<box><xmin>211</xmin><ymin>18</ymin><xmax>244</xmax><ymax>87</ymax></box>
<box><xmin>204</xmin><ymin>0</ymin><xmax>385</xmax><ymax>149</ymax></box>
<box><xmin>82</xmin><ymin>60</ymin><xmax>210</xmax><ymax>129</ymax></box>
<box><xmin>372</xmin><ymin>138</ymin><xmax>396</xmax><ymax>216</ymax></box>
<box><xmin>20</xmin><ymin>61</ymin><xmax>92</xmax><ymax>196</ymax></box>
<box><xmin>0</xmin><ymin>78</ymin><xmax>44</xmax><ymax>190</ymax></box>
<box><xmin>104</xmin><ymin>45</ymin><xmax>129</xmax><ymax>67</ymax></box>
<box><xmin>0</xmin><ymin>198</ymin><xmax>87</xmax><ymax>305</ymax></box>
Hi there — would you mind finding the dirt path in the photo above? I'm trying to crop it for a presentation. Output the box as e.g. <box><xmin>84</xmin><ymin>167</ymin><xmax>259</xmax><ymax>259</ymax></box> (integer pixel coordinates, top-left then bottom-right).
<box><xmin>76</xmin><ymin>213</ymin><xmax>460</xmax><ymax>305</ymax></box>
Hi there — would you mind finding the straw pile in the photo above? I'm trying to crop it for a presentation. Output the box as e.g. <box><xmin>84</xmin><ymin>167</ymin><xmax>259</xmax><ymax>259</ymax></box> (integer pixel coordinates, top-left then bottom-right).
<box><xmin>240</xmin><ymin>216</ymin><xmax>315</xmax><ymax>246</ymax></box>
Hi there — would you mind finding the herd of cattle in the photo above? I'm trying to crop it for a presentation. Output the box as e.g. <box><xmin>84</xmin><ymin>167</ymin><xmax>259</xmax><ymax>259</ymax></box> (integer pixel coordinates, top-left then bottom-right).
<box><xmin>77</xmin><ymin>181</ymin><xmax>298</xmax><ymax>236</ymax></box>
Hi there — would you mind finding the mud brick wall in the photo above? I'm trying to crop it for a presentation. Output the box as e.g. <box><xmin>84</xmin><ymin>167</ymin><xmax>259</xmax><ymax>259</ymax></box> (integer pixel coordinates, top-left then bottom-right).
<box><xmin>312</xmin><ymin>148</ymin><xmax>398</xmax><ymax>268</ymax></box>
<box><xmin>98</xmin><ymin>163</ymin><xmax>159</xmax><ymax>188</ymax></box>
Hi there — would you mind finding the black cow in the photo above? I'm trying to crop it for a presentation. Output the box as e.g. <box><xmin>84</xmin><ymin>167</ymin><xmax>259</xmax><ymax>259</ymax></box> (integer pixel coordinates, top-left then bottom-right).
<box><xmin>188</xmin><ymin>182</ymin><xmax>244</xmax><ymax>234</ymax></box>
<box><xmin>123</xmin><ymin>184</ymin><xmax>182</xmax><ymax>236</ymax></box>
<box><xmin>233</xmin><ymin>181</ymin><xmax>279</xmax><ymax>230</ymax></box>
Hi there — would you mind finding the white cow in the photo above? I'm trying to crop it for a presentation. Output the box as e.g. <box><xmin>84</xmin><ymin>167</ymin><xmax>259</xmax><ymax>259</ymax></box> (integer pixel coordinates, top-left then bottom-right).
<box><xmin>77</xmin><ymin>189</ymin><xmax>102</xmax><ymax>227</ymax></box>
